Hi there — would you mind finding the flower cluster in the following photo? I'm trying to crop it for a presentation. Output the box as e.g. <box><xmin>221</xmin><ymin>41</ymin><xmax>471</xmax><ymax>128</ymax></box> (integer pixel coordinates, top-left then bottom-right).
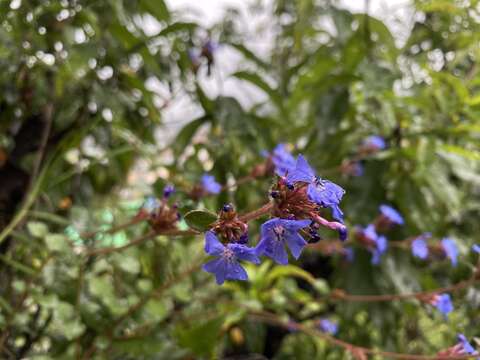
<box><xmin>203</xmin><ymin>153</ymin><xmax>348</xmax><ymax>284</ymax></box>
<box><xmin>437</xmin><ymin>334</ymin><xmax>479</xmax><ymax>358</ymax></box>
<box><xmin>355</xmin><ymin>204</ymin><xmax>403</xmax><ymax>264</ymax></box>
<box><xmin>410</xmin><ymin>234</ymin><xmax>460</xmax><ymax>267</ymax></box>
<box><xmin>137</xmin><ymin>185</ymin><xmax>180</xmax><ymax>232</ymax></box>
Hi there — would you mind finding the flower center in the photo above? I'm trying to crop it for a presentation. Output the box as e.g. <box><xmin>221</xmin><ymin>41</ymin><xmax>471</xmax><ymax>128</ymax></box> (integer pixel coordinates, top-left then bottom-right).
<box><xmin>223</xmin><ymin>247</ymin><xmax>235</xmax><ymax>261</ymax></box>
<box><xmin>273</xmin><ymin>225</ymin><xmax>285</xmax><ymax>241</ymax></box>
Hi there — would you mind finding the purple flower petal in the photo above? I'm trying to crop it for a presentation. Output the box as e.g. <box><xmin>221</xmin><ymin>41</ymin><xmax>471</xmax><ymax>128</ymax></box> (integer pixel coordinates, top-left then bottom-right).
<box><xmin>441</xmin><ymin>238</ymin><xmax>458</xmax><ymax>267</ymax></box>
<box><xmin>272</xmin><ymin>144</ymin><xmax>296</xmax><ymax>176</ymax></box>
<box><xmin>286</xmin><ymin>155</ymin><xmax>315</xmax><ymax>184</ymax></box>
<box><xmin>203</xmin><ymin>258</ymin><xmax>227</xmax><ymax>285</ymax></box>
<box><xmin>411</xmin><ymin>237</ymin><xmax>429</xmax><ymax>260</ymax></box>
<box><xmin>379</xmin><ymin>205</ymin><xmax>404</xmax><ymax>225</ymax></box>
<box><xmin>285</xmin><ymin>231</ymin><xmax>308</xmax><ymax>259</ymax></box>
<box><xmin>201</xmin><ymin>174</ymin><xmax>222</xmax><ymax>194</ymax></box>
<box><xmin>256</xmin><ymin>218</ymin><xmax>309</xmax><ymax>264</ymax></box>
<box><xmin>230</xmin><ymin>243</ymin><xmax>260</xmax><ymax>264</ymax></box>
<box><xmin>204</xmin><ymin>231</ymin><xmax>225</xmax><ymax>256</ymax></box>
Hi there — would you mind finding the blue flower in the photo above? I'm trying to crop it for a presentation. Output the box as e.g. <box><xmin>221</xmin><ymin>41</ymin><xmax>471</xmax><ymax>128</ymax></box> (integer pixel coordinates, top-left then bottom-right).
<box><xmin>163</xmin><ymin>184</ymin><xmax>175</xmax><ymax>198</ymax></box>
<box><xmin>202</xmin><ymin>231</ymin><xmax>260</xmax><ymax>285</ymax></box>
<box><xmin>271</xmin><ymin>144</ymin><xmax>296</xmax><ymax>176</ymax></box>
<box><xmin>361</xmin><ymin>224</ymin><xmax>387</xmax><ymax>265</ymax></box>
<box><xmin>411</xmin><ymin>235</ymin><xmax>430</xmax><ymax>259</ymax></box>
<box><xmin>441</xmin><ymin>238</ymin><xmax>458</xmax><ymax>267</ymax></box>
<box><xmin>379</xmin><ymin>204</ymin><xmax>404</xmax><ymax>225</ymax></box>
<box><xmin>318</xmin><ymin>319</ymin><xmax>338</xmax><ymax>335</ymax></box>
<box><xmin>435</xmin><ymin>293</ymin><xmax>453</xmax><ymax>317</ymax></box>
<box><xmin>473</xmin><ymin>244</ymin><xmax>480</xmax><ymax>254</ymax></box>
<box><xmin>286</xmin><ymin>154</ymin><xmax>316</xmax><ymax>184</ymax></box>
<box><xmin>352</xmin><ymin>162</ymin><xmax>364</xmax><ymax>177</ymax></box>
<box><xmin>363</xmin><ymin>135</ymin><xmax>386</xmax><ymax>150</ymax></box>
<box><xmin>457</xmin><ymin>334</ymin><xmax>477</xmax><ymax>355</ymax></box>
<box><xmin>286</xmin><ymin>155</ymin><xmax>345</xmax><ymax>221</ymax></box>
<box><xmin>201</xmin><ymin>174</ymin><xmax>222</xmax><ymax>194</ymax></box>
<box><xmin>343</xmin><ymin>247</ymin><xmax>354</xmax><ymax>262</ymax></box>
<box><xmin>256</xmin><ymin>218</ymin><xmax>311</xmax><ymax>265</ymax></box>
<box><xmin>142</xmin><ymin>196</ymin><xmax>160</xmax><ymax>214</ymax></box>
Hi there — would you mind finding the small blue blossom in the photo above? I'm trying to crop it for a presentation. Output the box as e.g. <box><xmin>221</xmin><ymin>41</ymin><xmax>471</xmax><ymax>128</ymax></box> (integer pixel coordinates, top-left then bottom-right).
<box><xmin>256</xmin><ymin>218</ymin><xmax>311</xmax><ymax>265</ymax></box>
<box><xmin>343</xmin><ymin>247</ymin><xmax>354</xmax><ymax>262</ymax></box>
<box><xmin>435</xmin><ymin>293</ymin><xmax>453</xmax><ymax>317</ymax></box>
<box><xmin>163</xmin><ymin>184</ymin><xmax>175</xmax><ymax>198</ymax></box>
<box><xmin>201</xmin><ymin>174</ymin><xmax>222</xmax><ymax>194</ymax></box>
<box><xmin>379</xmin><ymin>204</ymin><xmax>404</xmax><ymax>225</ymax></box>
<box><xmin>457</xmin><ymin>334</ymin><xmax>477</xmax><ymax>355</ymax></box>
<box><xmin>473</xmin><ymin>244</ymin><xmax>480</xmax><ymax>254</ymax></box>
<box><xmin>441</xmin><ymin>238</ymin><xmax>458</xmax><ymax>267</ymax></box>
<box><xmin>363</xmin><ymin>135</ymin><xmax>386</xmax><ymax>150</ymax></box>
<box><xmin>271</xmin><ymin>144</ymin><xmax>296</xmax><ymax>176</ymax></box>
<box><xmin>318</xmin><ymin>319</ymin><xmax>338</xmax><ymax>335</ymax></box>
<box><xmin>286</xmin><ymin>154</ymin><xmax>315</xmax><ymax>184</ymax></box>
<box><xmin>142</xmin><ymin>196</ymin><xmax>160</xmax><ymax>214</ymax></box>
<box><xmin>202</xmin><ymin>231</ymin><xmax>260</xmax><ymax>285</ymax></box>
<box><xmin>361</xmin><ymin>224</ymin><xmax>387</xmax><ymax>265</ymax></box>
<box><xmin>352</xmin><ymin>162</ymin><xmax>364</xmax><ymax>177</ymax></box>
<box><xmin>411</xmin><ymin>235</ymin><xmax>430</xmax><ymax>259</ymax></box>
<box><xmin>286</xmin><ymin>155</ymin><xmax>345</xmax><ymax>221</ymax></box>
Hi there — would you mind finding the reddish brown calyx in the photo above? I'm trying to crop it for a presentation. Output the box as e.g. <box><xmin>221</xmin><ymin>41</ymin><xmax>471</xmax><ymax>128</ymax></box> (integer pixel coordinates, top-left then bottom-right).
<box><xmin>148</xmin><ymin>201</ymin><xmax>180</xmax><ymax>233</ymax></box>
<box><xmin>270</xmin><ymin>178</ymin><xmax>317</xmax><ymax>220</ymax></box>
<box><xmin>211</xmin><ymin>204</ymin><xmax>248</xmax><ymax>244</ymax></box>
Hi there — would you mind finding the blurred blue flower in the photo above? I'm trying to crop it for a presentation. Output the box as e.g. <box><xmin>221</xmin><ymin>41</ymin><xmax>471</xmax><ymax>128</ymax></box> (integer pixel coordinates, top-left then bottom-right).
<box><xmin>201</xmin><ymin>174</ymin><xmax>222</xmax><ymax>194</ymax></box>
<box><xmin>457</xmin><ymin>334</ymin><xmax>477</xmax><ymax>355</ymax></box>
<box><xmin>202</xmin><ymin>231</ymin><xmax>260</xmax><ymax>285</ymax></box>
<box><xmin>441</xmin><ymin>238</ymin><xmax>458</xmax><ymax>267</ymax></box>
<box><xmin>435</xmin><ymin>293</ymin><xmax>453</xmax><ymax>317</ymax></box>
<box><xmin>163</xmin><ymin>184</ymin><xmax>175</xmax><ymax>198</ymax></box>
<box><xmin>256</xmin><ymin>218</ymin><xmax>311</xmax><ymax>265</ymax></box>
<box><xmin>352</xmin><ymin>162</ymin><xmax>364</xmax><ymax>177</ymax></box>
<box><xmin>379</xmin><ymin>204</ymin><xmax>404</xmax><ymax>225</ymax></box>
<box><xmin>343</xmin><ymin>247</ymin><xmax>354</xmax><ymax>262</ymax></box>
<box><xmin>318</xmin><ymin>319</ymin><xmax>338</xmax><ymax>335</ymax></box>
<box><xmin>473</xmin><ymin>244</ymin><xmax>480</xmax><ymax>254</ymax></box>
<box><xmin>142</xmin><ymin>196</ymin><xmax>160</xmax><ymax>214</ymax></box>
<box><xmin>287</xmin><ymin>155</ymin><xmax>345</xmax><ymax>221</ymax></box>
<box><xmin>271</xmin><ymin>144</ymin><xmax>296</xmax><ymax>176</ymax></box>
<box><xmin>411</xmin><ymin>235</ymin><xmax>430</xmax><ymax>259</ymax></box>
<box><xmin>363</xmin><ymin>135</ymin><xmax>386</xmax><ymax>150</ymax></box>
<box><xmin>361</xmin><ymin>224</ymin><xmax>387</xmax><ymax>265</ymax></box>
<box><xmin>286</xmin><ymin>154</ymin><xmax>316</xmax><ymax>184</ymax></box>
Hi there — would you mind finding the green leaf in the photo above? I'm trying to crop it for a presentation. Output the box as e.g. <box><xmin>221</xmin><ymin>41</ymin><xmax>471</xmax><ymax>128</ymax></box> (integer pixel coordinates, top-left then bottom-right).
<box><xmin>27</xmin><ymin>221</ymin><xmax>49</xmax><ymax>238</ymax></box>
<box><xmin>232</xmin><ymin>71</ymin><xmax>283</xmax><ymax>109</ymax></box>
<box><xmin>139</xmin><ymin>0</ymin><xmax>170</xmax><ymax>22</ymax></box>
<box><xmin>266</xmin><ymin>265</ymin><xmax>317</xmax><ymax>286</ymax></box>
<box><xmin>176</xmin><ymin>317</ymin><xmax>224</xmax><ymax>357</ymax></box>
<box><xmin>228</xmin><ymin>42</ymin><xmax>269</xmax><ymax>70</ymax></box>
<box><xmin>172</xmin><ymin>115</ymin><xmax>207</xmax><ymax>155</ymax></box>
<box><xmin>45</xmin><ymin>234</ymin><xmax>69</xmax><ymax>252</ymax></box>
<box><xmin>184</xmin><ymin>210</ymin><xmax>217</xmax><ymax>232</ymax></box>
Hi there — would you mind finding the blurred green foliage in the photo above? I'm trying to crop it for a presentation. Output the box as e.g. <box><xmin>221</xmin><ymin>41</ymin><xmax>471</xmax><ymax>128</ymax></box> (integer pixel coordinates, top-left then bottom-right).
<box><xmin>0</xmin><ymin>0</ymin><xmax>479</xmax><ymax>358</ymax></box>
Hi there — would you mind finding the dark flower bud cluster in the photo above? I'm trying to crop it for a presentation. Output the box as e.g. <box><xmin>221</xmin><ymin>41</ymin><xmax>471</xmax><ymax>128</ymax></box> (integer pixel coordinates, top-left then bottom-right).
<box><xmin>210</xmin><ymin>203</ymin><xmax>249</xmax><ymax>244</ymax></box>
<box><xmin>137</xmin><ymin>185</ymin><xmax>180</xmax><ymax>233</ymax></box>
<box><xmin>188</xmin><ymin>39</ymin><xmax>218</xmax><ymax>76</ymax></box>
